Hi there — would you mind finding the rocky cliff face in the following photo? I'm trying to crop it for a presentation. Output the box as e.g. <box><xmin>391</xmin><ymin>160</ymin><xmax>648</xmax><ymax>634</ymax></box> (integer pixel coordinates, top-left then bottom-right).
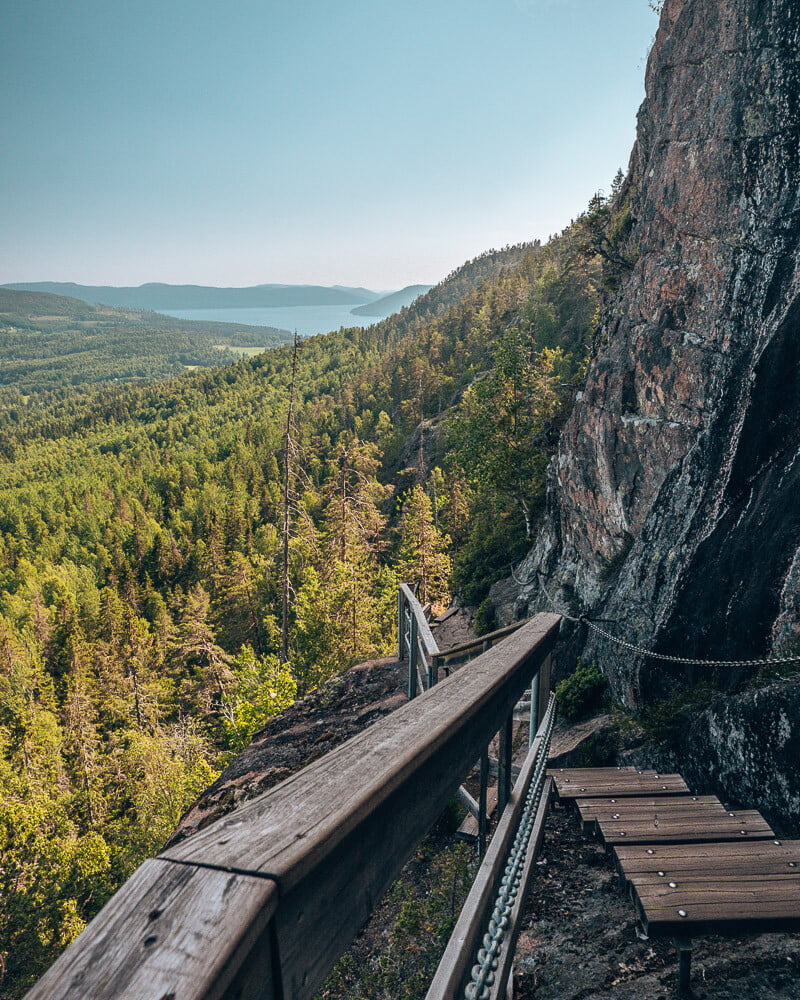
<box><xmin>623</xmin><ymin>675</ymin><xmax>800</xmax><ymax>835</ymax></box>
<box><xmin>508</xmin><ymin>0</ymin><xmax>800</xmax><ymax>708</ymax></box>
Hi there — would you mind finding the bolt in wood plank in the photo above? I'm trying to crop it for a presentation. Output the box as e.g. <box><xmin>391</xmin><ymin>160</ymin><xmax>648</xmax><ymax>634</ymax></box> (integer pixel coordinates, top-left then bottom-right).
<box><xmin>548</xmin><ymin>768</ymin><xmax>688</xmax><ymax>801</ymax></box>
<box><xmin>24</xmin><ymin>859</ymin><xmax>278</xmax><ymax>1000</ymax></box>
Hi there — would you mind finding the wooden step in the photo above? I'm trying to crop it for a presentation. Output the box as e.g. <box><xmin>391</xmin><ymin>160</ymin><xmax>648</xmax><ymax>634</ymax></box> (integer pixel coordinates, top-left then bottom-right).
<box><xmin>548</xmin><ymin>767</ymin><xmax>688</xmax><ymax>801</ymax></box>
<box><xmin>591</xmin><ymin>795</ymin><xmax>774</xmax><ymax>846</ymax></box>
<box><xmin>632</xmin><ymin>874</ymin><xmax>800</xmax><ymax>937</ymax></box>
<box><xmin>456</xmin><ymin>787</ymin><xmax>498</xmax><ymax>842</ymax></box>
<box><xmin>577</xmin><ymin>795</ymin><xmax>724</xmax><ymax>833</ymax></box>
<box><xmin>614</xmin><ymin>838</ymin><xmax>800</xmax><ymax>884</ymax></box>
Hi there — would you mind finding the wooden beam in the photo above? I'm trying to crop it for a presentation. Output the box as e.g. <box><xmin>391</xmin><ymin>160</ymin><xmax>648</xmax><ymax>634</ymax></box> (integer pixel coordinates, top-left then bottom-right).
<box><xmin>163</xmin><ymin>612</ymin><xmax>562</xmax><ymax>1000</ymax></box>
<box><xmin>25</xmin><ymin>859</ymin><xmax>279</xmax><ymax>1000</ymax></box>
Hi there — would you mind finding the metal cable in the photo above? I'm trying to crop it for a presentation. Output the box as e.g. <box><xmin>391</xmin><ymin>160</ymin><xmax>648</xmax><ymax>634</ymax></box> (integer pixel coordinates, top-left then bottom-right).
<box><xmin>536</xmin><ymin>576</ymin><xmax>800</xmax><ymax>669</ymax></box>
<box><xmin>464</xmin><ymin>694</ymin><xmax>556</xmax><ymax>1000</ymax></box>
<box><xmin>579</xmin><ymin>618</ymin><xmax>800</xmax><ymax>669</ymax></box>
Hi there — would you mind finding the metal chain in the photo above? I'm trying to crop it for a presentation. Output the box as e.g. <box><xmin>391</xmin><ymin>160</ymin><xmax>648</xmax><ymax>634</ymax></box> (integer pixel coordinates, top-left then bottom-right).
<box><xmin>536</xmin><ymin>576</ymin><xmax>800</xmax><ymax>669</ymax></box>
<box><xmin>579</xmin><ymin>618</ymin><xmax>800</xmax><ymax>669</ymax></box>
<box><xmin>464</xmin><ymin>694</ymin><xmax>556</xmax><ymax>1000</ymax></box>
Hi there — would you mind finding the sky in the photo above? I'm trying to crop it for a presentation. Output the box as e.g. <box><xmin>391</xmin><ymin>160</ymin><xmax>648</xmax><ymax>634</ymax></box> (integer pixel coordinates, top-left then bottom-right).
<box><xmin>1</xmin><ymin>0</ymin><xmax>659</xmax><ymax>290</ymax></box>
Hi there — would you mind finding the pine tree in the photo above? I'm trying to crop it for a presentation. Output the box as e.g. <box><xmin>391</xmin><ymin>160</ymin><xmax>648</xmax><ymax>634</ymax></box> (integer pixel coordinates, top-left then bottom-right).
<box><xmin>397</xmin><ymin>485</ymin><xmax>451</xmax><ymax>610</ymax></box>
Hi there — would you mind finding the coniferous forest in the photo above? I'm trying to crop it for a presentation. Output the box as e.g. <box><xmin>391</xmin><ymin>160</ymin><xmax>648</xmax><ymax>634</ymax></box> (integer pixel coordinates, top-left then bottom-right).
<box><xmin>0</xmin><ymin>217</ymin><xmax>605</xmax><ymax>995</ymax></box>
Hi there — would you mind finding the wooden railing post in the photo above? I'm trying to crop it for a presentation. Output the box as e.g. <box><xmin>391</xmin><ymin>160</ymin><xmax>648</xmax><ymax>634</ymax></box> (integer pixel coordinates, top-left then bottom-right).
<box><xmin>538</xmin><ymin>653</ymin><xmax>552</xmax><ymax>726</ymax></box>
<box><xmin>408</xmin><ymin>612</ymin><xmax>419</xmax><ymax>699</ymax></box>
<box><xmin>398</xmin><ymin>588</ymin><xmax>405</xmax><ymax>661</ymax></box>
<box><xmin>478</xmin><ymin>751</ymin><xmax>489</xmax><ymax>858</ymax></box>
<box><xmin>497</xmin><ymin>713</ymin><xmax>514</xmax><ymax>815</ymax></box>
<box><xmin>529</xmin><ymin>669</ymin><xmax>540</xmax><ymax>747</ymax></box>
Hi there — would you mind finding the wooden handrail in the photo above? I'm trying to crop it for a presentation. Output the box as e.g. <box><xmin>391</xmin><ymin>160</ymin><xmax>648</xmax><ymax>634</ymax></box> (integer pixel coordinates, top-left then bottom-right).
<box><xmin>399</xmin><ymin>582</ymin><xmax>439</xmax><ymax>657</ymax></box>
<box><xmin>431</xmin><ymin>618</ymin><xmax>529</xmax><ymax>668</ymax></box>
<box><xmin>26</xmin><ymin>613</ymin><xmax>561</xmax><ymax>1000</ymax></box>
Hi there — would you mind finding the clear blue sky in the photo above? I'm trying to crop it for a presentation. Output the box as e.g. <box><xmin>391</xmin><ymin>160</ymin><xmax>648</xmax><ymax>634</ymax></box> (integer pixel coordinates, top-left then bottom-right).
<box><xmin>1</xmin><ymin>0</ymin><xmax>658</xmax><ymax>290</ymax></box>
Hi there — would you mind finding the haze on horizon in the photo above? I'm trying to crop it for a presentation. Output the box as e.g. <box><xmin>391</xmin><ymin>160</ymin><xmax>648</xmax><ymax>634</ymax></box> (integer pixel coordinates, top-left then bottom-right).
<box><xmin>1</xmin><ymin>0</ymin><xmax>658</xmax><ymax>291</ymax></box>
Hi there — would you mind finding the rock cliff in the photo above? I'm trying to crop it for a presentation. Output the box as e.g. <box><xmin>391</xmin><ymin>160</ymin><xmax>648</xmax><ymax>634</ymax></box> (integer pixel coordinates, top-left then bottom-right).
<box><xmin>509</xmin><ymin>0</ymin><xmax>800</xmax><ymax>708</ymax></box>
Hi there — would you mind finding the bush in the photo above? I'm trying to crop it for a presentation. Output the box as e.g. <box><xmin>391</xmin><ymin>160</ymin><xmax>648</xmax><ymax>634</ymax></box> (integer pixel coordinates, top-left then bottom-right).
<box><xmin>555</xmin><ymin>660</ymin><xmax>608</xmax><ymax>722</ymax></box>
<box><xmin>450</xmin><ymin>504</ymin><xmax>528</xmax><ymax>606</ymax></box>
<box><xmin>474</xmin><ymin>598</ymin><xmax>498</xmax><ymax>637</ymax></box>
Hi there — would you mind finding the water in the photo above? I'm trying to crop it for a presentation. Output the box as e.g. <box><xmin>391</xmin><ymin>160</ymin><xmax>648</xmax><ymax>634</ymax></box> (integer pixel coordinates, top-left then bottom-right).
<box><xmin>161</xmin><ymin>305</ymin><xmax>382</xmax><ymax>337</ymax></box>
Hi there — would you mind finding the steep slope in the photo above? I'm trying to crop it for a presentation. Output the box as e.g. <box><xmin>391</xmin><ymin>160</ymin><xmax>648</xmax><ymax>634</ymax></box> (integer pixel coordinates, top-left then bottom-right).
<box><xmin>513</xmin><ymin>0</ymin><xmax>800</xmax><ymax>707</ymax></box>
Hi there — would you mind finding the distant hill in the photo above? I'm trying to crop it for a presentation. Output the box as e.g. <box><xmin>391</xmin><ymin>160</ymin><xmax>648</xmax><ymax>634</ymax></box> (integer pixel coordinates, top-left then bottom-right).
<box><xmin>350</xmin><ymin>285</ymin><xmax>432</xmax><ymax>317</ymax></box>
<box><xmin>2</xmin><ymin>282</ymin><xmax>383</xmax><ymax>311</ymax></box>
<box><xmin>0</xmin><ymin>287</ymin><xmax>292</xmax><ymax>393</ymax></box>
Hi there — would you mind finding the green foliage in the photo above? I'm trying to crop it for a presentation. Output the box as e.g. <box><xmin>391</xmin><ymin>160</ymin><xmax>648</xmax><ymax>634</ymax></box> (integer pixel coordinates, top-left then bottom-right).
<box><xmin>474</xmin><ymin>598</ymin><xmax>498</xmax><ymax>637</ymax></box>
<box><xmin>555</xmin><ymin>660</ymin><xmax>608</xmax><ymax>722</ymax></box>
<box><xmin>445</xmin><ymin>224</ymin><xmax>599</xmax><ymax>604</ymax></box>
<box><xmin>576</xmin><ymin>171</ymin><xmax>636</xmax><ymax>298</ymax></box>
<box><xmin>220</xmin><ymin>647</ymin><xmax>296</xmax><ymax>755</ymax></box>
<box><xmin>0</xmin><ymin>288</ymin><xmax>290</xmax><ymax>394</ymax></box>
<box><xmin>450</xmin><ymin>341</ymin><xmax>572</xmax><ymax>538</ymax></box>
<box><xmin>450</xmin><ymin>501</ymin><xmax>529</xmax><ymax>607</ymax></box>
<box><xmin>0</xmin><ymin>219</ymin><xmax>603</xmax><ymax>993</ymax></box>
<box><xmin>396</xmin><ymin>486</ymin><xmax>451</xmax><ymax>611</ymax></box>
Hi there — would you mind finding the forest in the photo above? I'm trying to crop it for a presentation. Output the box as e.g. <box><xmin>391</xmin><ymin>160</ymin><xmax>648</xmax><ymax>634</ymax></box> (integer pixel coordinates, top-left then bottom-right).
<box><xmin>0</xmin><ymin>289</ymin><xmax>290</xmax><ymax>394</ymax></box>
<box><xmin>0</xmin><ymin>209</ymin><xmax>608</xmax><ymax>995</ymax></box>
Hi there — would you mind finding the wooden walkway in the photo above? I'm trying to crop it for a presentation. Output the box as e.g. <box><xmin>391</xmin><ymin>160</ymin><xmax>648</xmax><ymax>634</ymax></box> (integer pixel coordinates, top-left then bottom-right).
<box><xmin>549</xmin><ymin>766</ymin><xmax>800</xmax><ymax>994</ymax></box>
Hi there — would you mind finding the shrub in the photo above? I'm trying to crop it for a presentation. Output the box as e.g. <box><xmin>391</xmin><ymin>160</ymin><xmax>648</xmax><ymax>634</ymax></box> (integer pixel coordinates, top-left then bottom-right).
<box><xmin>555</xmin><ymin>660</ymin><xmax>608</xmax><ymax>722</ymax></box>
<box><xmin>474</xmin><ymin>598</ymin><xmax>498</xmax><ymax>637</ymax></box>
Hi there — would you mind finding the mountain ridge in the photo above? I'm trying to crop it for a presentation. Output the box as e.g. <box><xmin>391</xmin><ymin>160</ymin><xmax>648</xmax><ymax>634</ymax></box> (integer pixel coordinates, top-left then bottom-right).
<box><xmin>2</xmin><ymin>281</ymin><xmax>387</xmax><ymax>311</ymax></box>
<box><xmin>350</xmin><ymin>284</ymin><xmax>432</xmax><ymax>317</ymax></box>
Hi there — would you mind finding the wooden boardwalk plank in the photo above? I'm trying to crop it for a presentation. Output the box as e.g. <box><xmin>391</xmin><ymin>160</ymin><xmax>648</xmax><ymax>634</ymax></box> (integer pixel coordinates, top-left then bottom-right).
<box><xmin>599</xmin><ymin>809</ymin><xmax>774</xmax><ymax>846</ymax></box>
<box><xmin>615</xmin><ymin>839</ymin><xmax>800</xmax><ymax>884</ymax></box>
<box><xmin>548</xmin><ymin>768</ymin><xmax>688</xmax><ymax>801</ymax></box>
<box><xmin>582</xmin><ymin>795</ymin><xmax>775</xmax><ymax>846</ymax></box>
<box><xmin>633</xmin><ymin>877</ymin><xmax>800</xmax><ymax>937</ymax></box>
<box><xmin>577</xmin><ymin>795</ymin><xmax>724</xmax><ymax>830</ymax></box>
<box><xmin>564</xmin><ymin>765</ymin><xmax>800</xmax><ymax>971</ymax></box>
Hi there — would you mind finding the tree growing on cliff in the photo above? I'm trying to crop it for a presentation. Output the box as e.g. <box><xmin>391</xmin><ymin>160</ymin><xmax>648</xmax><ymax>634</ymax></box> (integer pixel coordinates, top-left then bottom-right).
<box><xmin>397</xmin><ymin>486</ymin><xmax>451</xmax><ymax>611</ymax></box>
<box><xmin>450</xmin><ymin>338</ymin><xmax>571</xmax><ymax>540</ymax></box>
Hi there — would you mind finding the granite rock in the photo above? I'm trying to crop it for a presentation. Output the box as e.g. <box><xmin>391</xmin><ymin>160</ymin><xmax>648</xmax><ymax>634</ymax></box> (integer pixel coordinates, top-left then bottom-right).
<box><xmin>513</xmin><ymin>0</ymin><xmax>800</xmax><ymax>708</ymax></box>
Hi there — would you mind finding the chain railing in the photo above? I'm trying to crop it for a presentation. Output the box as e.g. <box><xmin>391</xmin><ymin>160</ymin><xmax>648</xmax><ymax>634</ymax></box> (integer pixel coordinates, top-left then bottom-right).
<box><xmin>426</xmin><ymin>693</ymin><xmax>557</xmax><ymax>1000</ymax></box>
